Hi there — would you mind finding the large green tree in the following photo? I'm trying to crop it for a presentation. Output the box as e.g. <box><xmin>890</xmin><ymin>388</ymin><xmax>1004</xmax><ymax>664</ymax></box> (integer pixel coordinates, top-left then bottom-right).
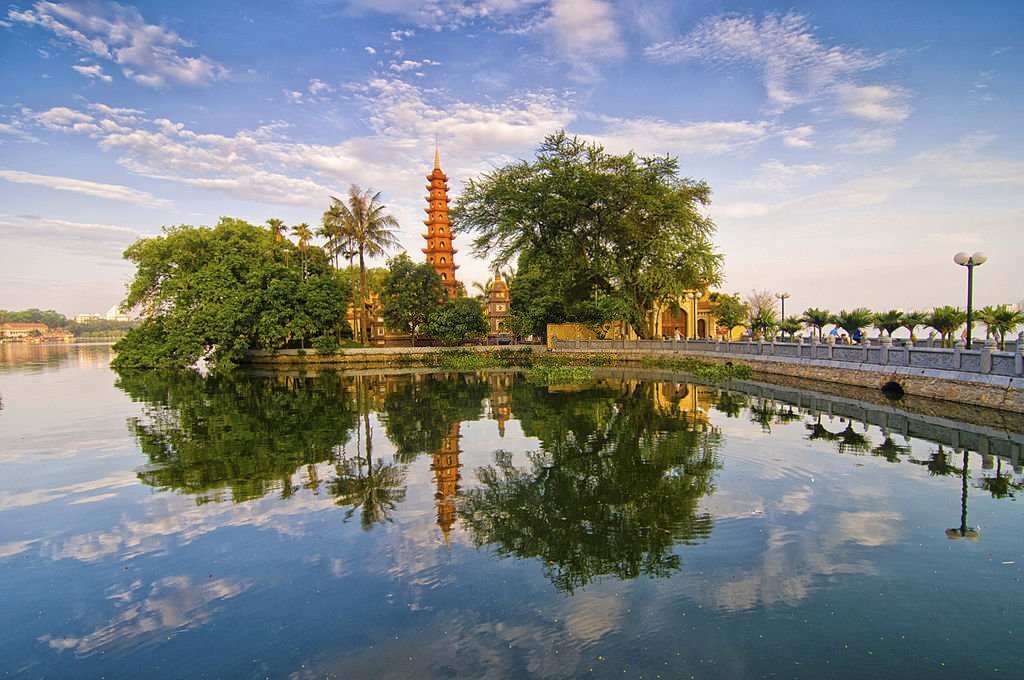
<box><xmin>451</xmin><ymin>132</ymin><xmax>722</xmax><ymax>338</ymax></box>
<box><xmin>380</xmin><ymin>253</ymin><xmax>444</xmax><ymax>345</ymax></box>
<box><xmin>710</xmin><ymin>293</ymin><xmax>747</xmax><ymax>338</ymax></box>
<box><xmin>112</xmin><ymin>217</ymin><xmax>350</xmax><ymax>369</ymax></box>
<box><xmin>424</xmin><ymin>297</ymin><xmax>488</xmax><ymax>346</ymax></box>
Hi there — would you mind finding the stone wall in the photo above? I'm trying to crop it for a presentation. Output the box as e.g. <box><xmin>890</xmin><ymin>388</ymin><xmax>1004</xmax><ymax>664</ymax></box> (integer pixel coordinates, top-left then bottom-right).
<box><xmin>243</xmin><ymin>344</ymin><xmax>545</xmax><ymax>370</ymax></box>
<box><xmin>550</xmin><ymin>347</ymin><xmax>1024</xmax><ymax>414</ymax></box>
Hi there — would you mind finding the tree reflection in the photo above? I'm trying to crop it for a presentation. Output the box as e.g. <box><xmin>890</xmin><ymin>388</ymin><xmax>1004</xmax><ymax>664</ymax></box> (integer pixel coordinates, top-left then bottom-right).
<box><xmin>379</xmin><ymin>373</ymin><xmax>488</xmax><ymax>463</ymax></box>
<box><xmin>461</xmin><ymin>381</ymin><xmax>720</xmax><ymax>594</ymax></box>
<box><xmin>117</xmin><ymin>370</ymin><xmax>358</xmax><ymax>502</ymax></box>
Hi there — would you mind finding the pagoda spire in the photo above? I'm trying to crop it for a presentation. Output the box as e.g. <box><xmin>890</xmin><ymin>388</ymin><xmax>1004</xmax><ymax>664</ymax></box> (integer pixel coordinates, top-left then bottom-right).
<box><xmin>422</xmin><ymin>147</ymin><xmax>460</xmax><ymax>299</ymax></box>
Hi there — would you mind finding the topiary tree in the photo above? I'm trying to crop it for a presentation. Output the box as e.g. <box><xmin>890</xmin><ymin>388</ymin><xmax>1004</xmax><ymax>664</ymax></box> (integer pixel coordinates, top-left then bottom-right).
<box><xmin>927</xmin><ymin>305</ymin><xmax>967</xmax><ymax>348</ymax></box>
<box><xmin>900</xmin><ymin>311</ymin><xmax>929</xmax><ymax>344</ymax></box>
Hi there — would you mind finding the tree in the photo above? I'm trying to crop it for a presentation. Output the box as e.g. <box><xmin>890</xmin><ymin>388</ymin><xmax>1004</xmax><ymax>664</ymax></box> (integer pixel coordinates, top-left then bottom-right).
<box><xmin>927</xmin><ymin>305</ymin><xmax>966</xmax><ymax>348</ymax></box>
<box><xmin>291</xmin><ymin>222</ymin><xmax>314</xmax><ymax>280</ymax></box>
<box><xmin>900</xmin><ymin>310</ymin><xmax>929</xmax><ymax>344</ymax></box>
<box><xmin>980</xmin><ymin>305</ymin><xmax>1024</xmax><ymax>350</ymax></box>
<box><xmin>380</xmin><ymin>253</ymin><xmax>444</xmax><ymax>345</ymax></box>
<box><xmin>832</xmin><ymin>308</ymin><xmax>874</xmax><ymax>342</ymax></box>
<box><xmin>452</xmin><ymin>131</ymin><xmax>722</xmax><ymax>338</ymax></box>
<box><xmin>745</xmin><ymin>289</ymin><xmax>776</xmax><ymax>339</ymax></box>
<box><xmin>265</xmin><ymin>218</ymin><xmax>286</xmax><ymax>244</ymax></box>
<box><xmin>801</xmin><ymin>307</ymin><xmax>832</xmax><ymax>341</ymax></box>
<box><xmin>324</xmin><ymin>186</ymin><xmax>401</xmax><ymax>345</ymax></box>
<box><xmin>424</xmin><ymin>297</ymin><xmax>488</xmax><ymax>345</ymax></box>
<box><xmin>778</xmin><ymin>316</ymin><xmax>802</xmax><ymax>340</ymax></box>
<box><xmin>872</xmin><ymin>309</ymin><xmax>904</xmax><ymax>337</ymax></box>
<box><xmin>711</xmin><ymin>293</ymin><xmax>747</xmax><ymax>339</ymax></box>
<box><xmin>112</xmin><ymin>218</ymin><xmax>350</xmax><ymax>370</ymax></box>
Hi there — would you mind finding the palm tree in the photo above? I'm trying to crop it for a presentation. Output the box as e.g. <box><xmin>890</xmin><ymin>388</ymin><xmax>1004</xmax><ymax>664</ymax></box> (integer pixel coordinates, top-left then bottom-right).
<box><xmin>778</xmin><ymin>316</ymin><xmax>802</xmax><ymax>340</ymax></box>
<box><xmin>974</xmin><ymin>305</ymin><xmax>999</xmax><ymax>341</ymax></box>
<box><xmin>899</xmin><ymin>311</ymin><xmax>928</xmax><ymax>344</ymax></box>
<box><xmin>291</xmin><ymin>222</ymin><xmax>313</xmax><ymax>280</ymax></box>
<box><xmin>981</xmin><ymin>305</ymin><xmax>1024</xmax><ymax>350</ymax></box>
<box><xmin>265</xmin><ymin>217</ymin><xmax>286</xmax><ymax>244</ymax></box>
<box><xmin>317</xmin><ymin>218</ymin><xmax>343</xmax><ymax>269</ymax></box>
<box><xmin>927</xmin><ymin>305</ymin><xmax>966</xmax><ymax>348</ymax></box>
<box><xmin>832</xmin><ymin>308</ymin><xmax>874</xmax><ymax>343</ymax></box>
<box><xmin>750</xmin><ymin>308</ymin><xmax>777</xmax><ymax>340</ymax></box>
<box><xmin>801</xmin><ymin>307</ymin><xmax>832</xmax><ymax>340</ymax></box>
<box><xmin>324</xmin><ymin>186</ymin><xmax>401</xmax><ymax>344</ymax></box>
<box><xmin>872</xmin><ymin>310</ymin><xmax>904</xmax><ymax>337</ymax></box>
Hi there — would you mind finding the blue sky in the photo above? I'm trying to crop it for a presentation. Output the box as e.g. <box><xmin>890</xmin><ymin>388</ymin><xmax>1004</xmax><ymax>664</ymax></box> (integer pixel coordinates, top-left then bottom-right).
<box><xmin>1</xmin><ymin>0</ymin><xmax>1021</xmax><ymax>316</ymax></box>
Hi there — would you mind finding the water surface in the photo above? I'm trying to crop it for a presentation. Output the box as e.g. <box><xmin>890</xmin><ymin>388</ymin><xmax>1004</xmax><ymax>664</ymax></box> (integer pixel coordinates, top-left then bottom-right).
<box><xmin>1</xmin><ymin>344</ymin><xmax>1022</xmax><ymax>678</ymax></box>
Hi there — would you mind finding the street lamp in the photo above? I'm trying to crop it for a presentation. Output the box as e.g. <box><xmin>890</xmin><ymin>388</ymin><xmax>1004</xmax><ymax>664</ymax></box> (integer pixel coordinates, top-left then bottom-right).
<box><xmin>686</xmin><ymin>291</ymin><xmax>703</xmax><ymax>339</ymax></box>
<box><xmin>776</xmin><ymin>292</ymin><xmax>790</xmax><ymax>340</ymax></box>
<box><xmin>953</xmin><ymin>251</ymin><xmax>987</xmax><ymax>348</ymax></box>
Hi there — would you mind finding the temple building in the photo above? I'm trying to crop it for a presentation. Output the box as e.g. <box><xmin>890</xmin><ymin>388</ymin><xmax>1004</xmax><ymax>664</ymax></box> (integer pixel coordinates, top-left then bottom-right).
<box><xmin>422</xmin><ymin>149</ymin><xmax>460</xmax><ymax>299</ymax></box>
<box><xmin>485</xmin><ymin>275</ymin><xmax>511</xmax><ymax>338</ymax></box>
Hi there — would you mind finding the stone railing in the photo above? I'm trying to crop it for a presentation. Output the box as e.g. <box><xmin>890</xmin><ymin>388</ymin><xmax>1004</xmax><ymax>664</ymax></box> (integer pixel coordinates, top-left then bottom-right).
<box><xmin>552</xmin><ymin>333</ymin><xmax>1024</xmax><ymax>379</ymax></box>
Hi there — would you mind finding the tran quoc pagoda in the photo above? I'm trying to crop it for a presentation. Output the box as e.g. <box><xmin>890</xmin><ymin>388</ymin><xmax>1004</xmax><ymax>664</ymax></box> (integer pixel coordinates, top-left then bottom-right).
<box><xmin>422</xmin><ymin>148</ymin><xmax>460</xmax><ymax>299</ymax></box>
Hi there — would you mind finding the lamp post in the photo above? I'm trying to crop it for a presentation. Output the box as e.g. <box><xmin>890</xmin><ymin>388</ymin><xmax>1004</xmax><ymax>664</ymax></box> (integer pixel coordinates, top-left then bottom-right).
<box><xmin>953</xmin><ymin>252</ymin><xmax>987</xmax><ymax>349</ymax></box>
<box><xmin>776</xmin><ymin>292</ymin><xmax>790</xmax><ymax>340</ymax></box>
<box><xmin>686</xmin><ymin>291</ymin><xmax>703</xmax><ymax>339</ymax></box>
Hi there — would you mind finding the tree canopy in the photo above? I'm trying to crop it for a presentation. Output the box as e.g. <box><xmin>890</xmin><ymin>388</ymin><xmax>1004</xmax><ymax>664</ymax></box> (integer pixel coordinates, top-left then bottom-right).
<box><xmin>380</xmin><ymin>253</ymin><xmax>444</xmax><ymax>345</ymax></box>
<box><xmin>451</xmin><ymin>131</ymin><xmax>722</xmax><ymax>338</ymax></box>
<box><xmin>112</xmin><ymin>217</ymin><xmax>350</xmax><ymax>370</ymax></box>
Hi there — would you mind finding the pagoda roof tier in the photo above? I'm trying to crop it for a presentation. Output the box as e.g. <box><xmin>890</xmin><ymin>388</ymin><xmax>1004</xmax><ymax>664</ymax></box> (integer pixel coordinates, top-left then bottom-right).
<box><xmin>425</xmin><ymin>172</ymin><xmax>449</xmax><ymax>182</ymax></box>
<box><xmin>422</xmin><ymin>247</ymin><xmax>458</xmax><ymax>255</ymax></box>
<box><xmin>423</xmin><ymin>195</ymin><xmax>451</xmax><ymax>202</ymax></box>
<box><xmin>424</xmin><ymin>206</ymin><xmax>451</xmax><ymax>214</ymax></box>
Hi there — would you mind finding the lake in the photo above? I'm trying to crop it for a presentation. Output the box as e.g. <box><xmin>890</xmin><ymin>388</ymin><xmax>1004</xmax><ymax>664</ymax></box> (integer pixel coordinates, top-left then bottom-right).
<box><xmin>1</xmin><ymin>343</ymin><xmax>1022</xmax><ymax>678</ymax></box>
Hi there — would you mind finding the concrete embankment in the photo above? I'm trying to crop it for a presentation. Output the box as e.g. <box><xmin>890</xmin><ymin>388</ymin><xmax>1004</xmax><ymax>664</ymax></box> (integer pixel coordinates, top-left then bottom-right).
<box><xmin>552</xmin><ymin>349</ymin><xmax>1024</xmax><ymax>414</ymax></box>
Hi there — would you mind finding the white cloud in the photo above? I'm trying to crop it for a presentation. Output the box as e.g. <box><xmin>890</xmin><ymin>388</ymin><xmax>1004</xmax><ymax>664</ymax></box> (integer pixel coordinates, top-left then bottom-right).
<box><xmin>780</xmin><ymin>125</ymin><xmax>814</xmax><ymax>149</ymax></box>
<box><xmin>540</xmin><ymin>0</ymin><xmax>625</xmax><ymax>81</ymax></box>
<box><xmin>71</xmin><ymin>63</ymin><xmax>113</xmax><ymax>82</ymax></box>
<box><xmin>596</xmin><ymin>117</ymin><xmax>770</xmax><ymax>157</ymax></box>
<box><xmin>645</xmin><ymin>12</ymin><xmax>891</xmax><ymax>114</ymax></box>
<box><xmin>837</xmin><ymin>129</ymin><xmax>896</xmax><ymax>155</ymax></box>
<box><xmin>308</xmin><ymin>78</ymin><xmax>331</xmax><ymax>95</ymax></box>
<box><xmin>284</xmin><ymin>89</ymin><xmax>305</xmax><ymax>105</ymax></box>
<box><xmin>740</xmin><ymin>159</ymin><xmax>829</xmax><ymax>192</ymax></box>
<box><xmin>0</xmin><ymin>168</ymin><xmax>172</xmax><ymax>207</ymax></box>
<box><xmin>835</xmin><ymin>84</ymin><xmax>910</xmax><ymax>123</ymax></box>
<box><xmin>364</xmin><ymin>45</ymin><xmax>376</xmax><ymax>55</ymax></box>
<box><xmin>8</xmin><ymin>1</ymin><xmax>227</xmax><ymax>88</ymax></box>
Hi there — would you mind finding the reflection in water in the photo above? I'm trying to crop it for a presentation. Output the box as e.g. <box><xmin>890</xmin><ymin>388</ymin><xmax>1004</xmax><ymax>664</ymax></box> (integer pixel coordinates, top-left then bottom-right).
<box><xmin>118</xmin><ymin>371</ymin><xmax>360</xmax><ymax>503</ymax></box>
<box><xmin>461</xmin><ymin>380</ymin><xmax>721</xmax><ymax>593</ymax></box>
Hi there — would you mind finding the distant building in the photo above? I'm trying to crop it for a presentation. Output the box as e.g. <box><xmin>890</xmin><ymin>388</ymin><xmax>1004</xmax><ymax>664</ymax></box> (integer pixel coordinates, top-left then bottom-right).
<box><xmin>73</xmin><ymin>313</ymin><xmax>103</xmax><ymax>323</ymax></box>
<box><xmin>105</xmin><ymin>305</ymin><xmax>131</xmax><ymax>322</ymax></box>
<box><xmin>1</xmin><ymin>322</ymin><xmax>48</xmax><ymax>340</ymax></box>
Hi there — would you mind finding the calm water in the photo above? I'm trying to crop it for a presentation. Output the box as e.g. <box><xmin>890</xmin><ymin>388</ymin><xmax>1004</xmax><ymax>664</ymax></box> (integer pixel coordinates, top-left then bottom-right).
<box><xmin>1</xmin><ymin>344</ymin><xmax>1022</xmax><ymax>679</ymax></box>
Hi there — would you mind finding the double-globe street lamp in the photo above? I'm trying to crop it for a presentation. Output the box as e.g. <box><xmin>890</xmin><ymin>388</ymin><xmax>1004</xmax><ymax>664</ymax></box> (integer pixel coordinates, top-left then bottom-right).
<box><xmin>953</xmin><ymin>251</ymin><xmax>987</xmax><ymax>348</ymax></box>
<box><xmin>776</xmin><ymin>292</ymin><xmax>790</xmax><ymax>340</ymax></box>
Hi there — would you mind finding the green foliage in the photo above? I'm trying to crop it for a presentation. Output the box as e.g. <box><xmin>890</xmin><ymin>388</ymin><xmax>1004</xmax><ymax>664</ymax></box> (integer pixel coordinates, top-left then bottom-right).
<box><xmin>927</xmin><ymin>305</ymin><xmax>967</xmax><ymax>348</ymax></box>
<box><xmin>711</xmin><ymin>293</ymin><xmax>748</xmax><ymax>334</ymax></box>
<box><xmin>525</xmin><ymin>363</ymin><xmax>595</xmax><ymax>385</ymax></box>
<box><xmin>832</xmin><ymin>308</ymin><xmax>874</xmax><ymax>340</ymax></box>
<box><xmin>452</xmin><ymin>131</ymin><xmax>722</xmax><ymax>338</ymax></box>
<box><xmin>424</xmin><ymin>297</ymin><xmax>488</xmax><ymax>345</ymax></box>
<box><xmin>380</xmin><ymin>253</ymin><xmax>444</xmax><ymax>343</ymax></box>
<box><xmin>975</xmin><ymin>305</ymin><xmax>1024</xmax><ymax>349</ymax></box>
<box><xmin>312</xmin><ymin>334</ymin><xmax>340</xmax><ymax>353</ymax></box>
<box><xmin>872</xmin><ymin>309</ymin><xmax>904</xmax><ymax>336</ymax></box>
<box><xmin>0</xmin><ymin>308</ymin><xmax>68</xmax><ymax>327</ymax></box>
<box><xmin>324</xmin><ymin>186</ymin><xmax>401</xmax><ymax>344</ymax></box>
<box><xmin>432</xmin><ymin>348</ymin><xmax>536</xmax><ymax>371</ymax></box>
<box><xmin>900</xmin><ymin>311</ymin><xmax>928</xmax><ymax>342</ymax></box>
<box><xmin>777</xmin><ymin>316</ymin><xmax>803</xmax><ymax>339</ymax></box>
<box><xmin>637</xmin><ymin>356</ymin><xmax>752</xmax><ymax>382</ymax></box>
<box><xmin>111</xmin><ymin>217</ymin><xmax>351</xmax><ymax>370</ymax></box>
<box><xmin>801</xmin><ymin>307</ymin><xmax>832</xmax><ymax>340</ymax></box>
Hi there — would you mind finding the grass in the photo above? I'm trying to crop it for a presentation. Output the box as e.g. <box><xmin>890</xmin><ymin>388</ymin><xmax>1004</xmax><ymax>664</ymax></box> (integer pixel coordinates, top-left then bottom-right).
<box><xmin>525</xmin><ymin>363</ymin><xmax>595</xmax><ymax>385</ymax></box>
<box><xmin>638</xmin><ymin>356</ymin><xmax>751</xmax><ymax>381</ymax></box>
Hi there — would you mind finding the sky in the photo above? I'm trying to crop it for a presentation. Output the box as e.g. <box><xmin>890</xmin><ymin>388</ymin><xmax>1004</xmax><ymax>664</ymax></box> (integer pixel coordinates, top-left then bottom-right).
<box><xmin>1</xmin><ymin>0</ymin><xmax>1022</xmax><ymax>317</ymax></box>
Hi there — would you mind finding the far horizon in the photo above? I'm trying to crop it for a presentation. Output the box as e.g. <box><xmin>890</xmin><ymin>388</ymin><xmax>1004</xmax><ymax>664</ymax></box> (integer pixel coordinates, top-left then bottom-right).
<box><xmin>1</xmin><ymin>1</ymin><xmax>1022</xmax><ymax>314</ymax></box>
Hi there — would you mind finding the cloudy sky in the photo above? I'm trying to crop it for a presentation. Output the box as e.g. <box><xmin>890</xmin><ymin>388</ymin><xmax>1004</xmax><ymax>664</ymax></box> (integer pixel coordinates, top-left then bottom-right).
<box><xmin>1</xmin><ymin>0</ymin><xmax>1021</xmax><ymax>316</ymax></box>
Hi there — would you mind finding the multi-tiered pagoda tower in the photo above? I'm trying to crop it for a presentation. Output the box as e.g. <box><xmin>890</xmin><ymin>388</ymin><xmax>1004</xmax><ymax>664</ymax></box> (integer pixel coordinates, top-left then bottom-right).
<box><xmin>431</xmin><ymin>420</ymin><xmax>463</xmax><ymax>547</ymax></box>
<box><xmin>422</xmin><ymin>149</ymin><xmax>460</xmax><ymax>299</ymax></box>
